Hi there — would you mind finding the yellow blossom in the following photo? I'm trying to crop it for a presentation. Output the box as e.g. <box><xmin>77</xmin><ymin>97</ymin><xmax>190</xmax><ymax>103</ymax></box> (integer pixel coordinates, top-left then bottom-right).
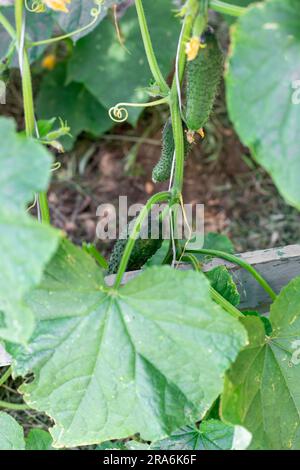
<box><xmin>43</xmin><ymin>0</ymin><xmax>71</xmax><ymax>13</ymax></box>
<box><xmin>42</xmin><ymin>54</ymin><xmax>57</xmax><ymax>70</ymax></box>
<box><xmin>185</xmin><ymin>36</ymin><xmax>206</xmax><ymax>61</ymax></box>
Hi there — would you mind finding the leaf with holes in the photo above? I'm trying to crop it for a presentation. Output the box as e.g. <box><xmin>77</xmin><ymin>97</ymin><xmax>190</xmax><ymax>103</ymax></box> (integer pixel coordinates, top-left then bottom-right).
<box><xmin>8</xmin><ymin>239</ymin><xmax>247</xmax><ymax>448</ymax></box>
<box><xmin>221</xmin><ymin>276</ymin><xmax>300</xmax><ymax>449</ymax></box>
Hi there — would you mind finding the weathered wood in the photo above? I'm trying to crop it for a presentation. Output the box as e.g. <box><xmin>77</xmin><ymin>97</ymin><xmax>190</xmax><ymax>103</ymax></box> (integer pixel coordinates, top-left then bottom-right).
<box><xmin>105</xmin><ymin>244</ymin><xmax>300</xmax><ymax>312</ymax></box>
<box><xmin>2</xmin><ymin>245</ymin><xmax>300</xmax><ymax>367</ymax></box>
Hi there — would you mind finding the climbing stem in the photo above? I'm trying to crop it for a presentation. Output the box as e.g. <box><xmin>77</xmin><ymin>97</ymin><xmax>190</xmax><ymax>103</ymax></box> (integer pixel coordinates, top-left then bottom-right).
<box><xmin>0</xmin><ymin>400</ymin><xmax>31</xmax><ymax>411</ymax></box>
<box><xmin>0</xmin><ymin>367</ymin><xmax>12</xmax><ymax>387</ymax></box>
<box><xmin>170</xmin><ymin>86</ymin><xmax>184</xmax><ymax>196</ymax></box>
<box><xmin>186</xmin><ymin>248</ymin><xmax>277</xmax><ymax>301</ymax></box>
<box><xmin>135</xmin><ymin>0</ymin><xmax>169</xmax><ymax>95</ymax></box>
<box><xmin>15</xmin><ymin>0</ymin><xmax>50</xmax><ymax>223</ymax></box>
<box><xmin>209</xmin><ymin>0</ymin><xmax>246</xmax><ymax>17</ymax></box>
<box><xmin>0</xmin><ymin>9</ymin><xmax>16</xmax><ymax>39</ymax></box>
<box><xmin>114</xmin><ymin>191</ymin><xmax>170</xmax><ymax>289</ymax></box>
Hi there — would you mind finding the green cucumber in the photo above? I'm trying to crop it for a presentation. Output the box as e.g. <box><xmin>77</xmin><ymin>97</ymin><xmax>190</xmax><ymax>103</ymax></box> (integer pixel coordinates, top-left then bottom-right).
<box><xmin>185</xmin><ymin>30</ymin><xmax>223</xmax><ymax>132</ymax></box>
<box><xmin>107</xmin><ymin>214</ymin><xmax>164</xmax><ymax>275</ymax></box>
<box><xmin>152</xmin><ymin>119</ymin><xmax>191</xmax><ymax>183</ymax></box>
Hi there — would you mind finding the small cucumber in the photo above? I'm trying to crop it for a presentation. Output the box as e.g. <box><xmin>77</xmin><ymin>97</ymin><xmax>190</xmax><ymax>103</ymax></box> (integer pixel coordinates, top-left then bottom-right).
<box><xmin>107</xmin><ymin>214</ymin><xmax>163</xmax><ymax>275</ymax></box>
<box><xmin>152</xmin><ymin>119</ymin><xmax>191</xmax><ymax>184</ymax></box>
<box><xmin>185</xmin><ymin>30</ymin><xmax>223</xmax><ymax>132</ymax></box>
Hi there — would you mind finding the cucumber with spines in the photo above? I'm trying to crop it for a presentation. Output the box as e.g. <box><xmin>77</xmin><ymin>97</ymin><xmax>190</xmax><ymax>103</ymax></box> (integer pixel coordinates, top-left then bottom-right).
<box><xmin>107</xmin><ymin>213</ymin><xmax>163</xmax><ymax>275</ymax></box>
<box><xmin>152</xmin><ymin>119</ymin><xmax>191</xmax><ymax>184</ymax></box>
<box><xmin>185</xmin><ymin>29</ymin><xmax>223</xmax><ymax>132</ymax></box>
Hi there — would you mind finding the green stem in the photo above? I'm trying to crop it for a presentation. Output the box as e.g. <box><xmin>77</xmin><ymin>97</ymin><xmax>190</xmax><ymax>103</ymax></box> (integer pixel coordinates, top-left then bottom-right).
<box><xmin>171</xmin><ymin>0</ymin><xmax>198</xmax><ymax>196</ymax></box>
<box><xmin>135</xmin><ymin>0</ymin><xmax>169</xmax><ymax>95</ymax></box>
<box><xmin>186</xmin><ymin>248</ymin><xmax>277</xmax><ymax>301</ymax></box>
<box><xmin>0</xmin><ymin>9</ymin><xmax>16</xmax><ymax>39</ymax></box>
<box><xmin>15</xmin><ymin>0</ymin><xmax>50</xmax><ymax>224</ymax></box>
<box><xmin>170</xmin><ymin>87</ymin><xmax>184</xmax><ymax>195</ymax></box>
<box><xmin>0</xmin><ymin>367</ymin><xmax>12</xmax><ymax>387</ymax></box>
<box><xmin>176</xmin><ymin>1</ymin><xmax>198</xmax><ymax>84</ymax></box>
<box><xmin>82</xmin><ymin>243</ymin><xmax>108</xmax><ymax>270</ymax></box>
<box><xmin>209</xmin><ymin>0</ymin><xmax>246</xmax><ymax>17</ymax></box>
<box><xmin>113</xmin><ymin>191</ymin><xmax>170</xmax><ymax>289</ymax></box>
<box><xmin>0</xmin><ymin>400</ymin><xmax>30</xmax><ymax>411</ymax></box>
<box><xmin>183</xmin><ymin>253</ymin><xmax>242</xmax><ymax>319</ymax></box>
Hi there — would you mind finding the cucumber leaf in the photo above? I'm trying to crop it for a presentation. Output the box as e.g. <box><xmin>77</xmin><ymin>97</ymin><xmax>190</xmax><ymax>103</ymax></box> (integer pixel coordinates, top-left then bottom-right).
<box><xmin>226</xmin><ymin>0</ymin><xmax>300</xmax><ymax>209</ymax></box>
<box><xmin>151</xmin><ymin>420</ymin><xmax>252</xmax><ymax>450</ymax></box>
<box><xmin>52</xmin><ymin>0</ymin><xmax>124</xmax><ymax>42</ymax></box>
<box><xmin>67</xmin><ymin>0</ymin><xmax>180</xmax><ymax>125</ymax></box>
<box><xmin>36</xmin><ymin>63</ymin><xmax>112</xmax><ymax>150</ymax></box>
<box><xmin>0</xmin><ymin>7</ymin><xmax>54</xmax><ymax>65</ymax></box>
<box><xmin>0</xmin><ymin>118</ymin><xmax>61</xmax><ymax>343</ymax></box>
<box><xmin>206</xmin><ymin>266</ymin><xmax>240</xmax><ymax>307</ymax></box>
<box><xmin>221</xmin><ymin>276</ymin><xmax>300</xmax><ymax>449</ymax></box>
<box><xmin>25</xmin><ymin>429</ymin><xmax>54</xmax><ymax>451</ymax></box>
<box><xmin>0</xmin><ymin>413</ymin><xmax>25</xmax><ymax>450</ymax></box>
<box><xmin>9</xmin><ymin>239</ymin><xmax>247</xmax><ymax>448</ymax></box>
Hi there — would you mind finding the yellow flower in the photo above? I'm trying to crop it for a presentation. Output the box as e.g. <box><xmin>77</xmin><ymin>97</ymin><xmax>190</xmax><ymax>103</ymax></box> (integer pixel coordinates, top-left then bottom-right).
<box><xmin>185</xmin><ymin>36</ymin><xmax>206</xmax><ymax>61</ymax></box>
<box><xmin>42</xmin><ymin>54</ymin><xmax>57</xmax><ymax>70</ymax></box>
<box><xmin>43</xmin><ymin>0</ymin><xmax>71</xmax><ymax>13</ymax></box>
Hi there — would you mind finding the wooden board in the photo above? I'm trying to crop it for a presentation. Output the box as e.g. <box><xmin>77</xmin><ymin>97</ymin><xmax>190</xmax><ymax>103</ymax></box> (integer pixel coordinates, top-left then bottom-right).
<box><xmin>2</xmin><ymin>244</ymin><xmax>300</xmax><ymax>367</ymax></box>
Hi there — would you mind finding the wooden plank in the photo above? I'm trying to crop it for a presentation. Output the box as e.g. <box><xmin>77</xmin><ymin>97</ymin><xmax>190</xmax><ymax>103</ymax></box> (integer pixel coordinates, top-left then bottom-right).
<box><xmin>106</xmin><ymin>245</ymin><xmax>300</xmax><ymax>312</ymax></box>
<box><xmin>2</xmin><ymin>245</ymin><xmax>300</xmax><ymax>368</ymax></box>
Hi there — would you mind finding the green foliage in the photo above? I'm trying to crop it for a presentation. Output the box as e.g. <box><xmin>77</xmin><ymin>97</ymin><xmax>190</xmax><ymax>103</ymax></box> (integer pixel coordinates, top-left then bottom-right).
<box><xmin>226</xmin><ymin>0</ymin><xmax>300</xmax><ymax>209</ymax></box>
<box><xmin>0</xmin><ymin>7</ymin><xmax>55</xmax><ymax>65</ymax></box>
<box><xmin>36</xmin><ymin>63</ymin><xmax>112</xmax><ymax>150</ymax></box>
<box><xmin>185</xmin><ymin>232</ymin><xmax>235</xmax><ymax>262</ymax></box>
<box><xmin>25</xmin><ymin>429</ymin><xmax>54</xmax><ymax>451</ymax></box>
<box><xmin>67</xmin><ymin>0</ymin><xmax>180</xmax><ymax>124</ymax></box>
<box><xmin>221</xmin><ymin>276</ymin><xmax>300</xmax><ymax>449</ymax></box>
<box><xmin>8</xmin><ymin>239</ymin><xmax>247</xmax><ymax>448</ymax></box>
<box><xmin>222</xmin><ymin>1</ymin><xmax>262</xmax><ymax>24</ymax></box>
<box><xmin>185</xmin><ymin>30</ymin><xmax>223</xmax><ymax>132</ymax></box>
<box><xmin>0</xmin><ymin>413</ymin><xmax>25</xmax><ymax>450</ymax></box>
<box><xmin>0</xmin><ymin>413</ymin><xmax>54</xmax><ymax>450</ymax></box>
<box><xmin>151</xmin><ymin>420</ymin><xmax>252</xmax><ymax>450</ymax></box>
<box><xmin>1</xmin><ymin>0</ymin><xmax>300</xmax><ymax>452</ymax></box>
<box><xmin>206</xmin><ymin>266</ymin><xmax>240</xmax><ymax>307</ymax></box>
<box><xmin>0</xmin><ymin>118</ymin><xmax>60</xmax><ymax>343</ymax></box>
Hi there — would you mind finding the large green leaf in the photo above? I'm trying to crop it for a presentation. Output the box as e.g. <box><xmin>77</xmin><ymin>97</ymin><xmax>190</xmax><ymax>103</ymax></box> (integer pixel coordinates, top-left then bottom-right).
<box><xmin>0</xmin><ymin>413</ymin><xmax>25</xmax><ymax>450</ymax></box>
<box><xmin>221</xmin><ymin>0</ymin><xmax>262</xmax><ymax>24</ymax></box>
<box><xmin>226</xmin><ymin>0</ymin><xmax>300</xmax><ymax>209</ymax></box>
<box><xmin>25</xmin><ymin>429</ymin><xmax>54</xmax><ymax>451</ymax></box>
<box><xmin>0</xmin><ymin>118</ymin><xmax>61</xmax><ymax>343</ymax></box>
<box><xmin>0</xmin><ymin>7</ymin><xmax>55</xmax><ymax>65</ymax></box>
<box><xmin>9</xmin><ymin>239</ymin><xmax>247</xmax><ymax>448</ymax></box>
<box><xmin>221</xmin><ymin>276</ymin><xmax>300</xmax><ymax>449</ymax></box>
<box><xmin>67</xmin><ymin>0</ymin><xmax>180</xmax><ymax>124</ymax></box>
<box><xmin>151</xmin><ymin>420</ymin><xmax>252</xmax><ymax>450</ymax></box>
<box><xmin>36</xmin><ymin>63</ymin><xmax>112</xmax><ymax>150</ymax></box>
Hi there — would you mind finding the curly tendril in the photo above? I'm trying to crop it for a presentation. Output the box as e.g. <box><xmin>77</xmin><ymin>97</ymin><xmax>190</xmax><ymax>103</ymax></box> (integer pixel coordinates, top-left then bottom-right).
<box><xmin>24</xmin><ymin>1</ymin><xmax>46</xmax><ymax>13</ymax></box>
<box><xmin>109</xmin><ymin>97</ymin><xmax>169</xmax><ymax>123</ymax></box>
